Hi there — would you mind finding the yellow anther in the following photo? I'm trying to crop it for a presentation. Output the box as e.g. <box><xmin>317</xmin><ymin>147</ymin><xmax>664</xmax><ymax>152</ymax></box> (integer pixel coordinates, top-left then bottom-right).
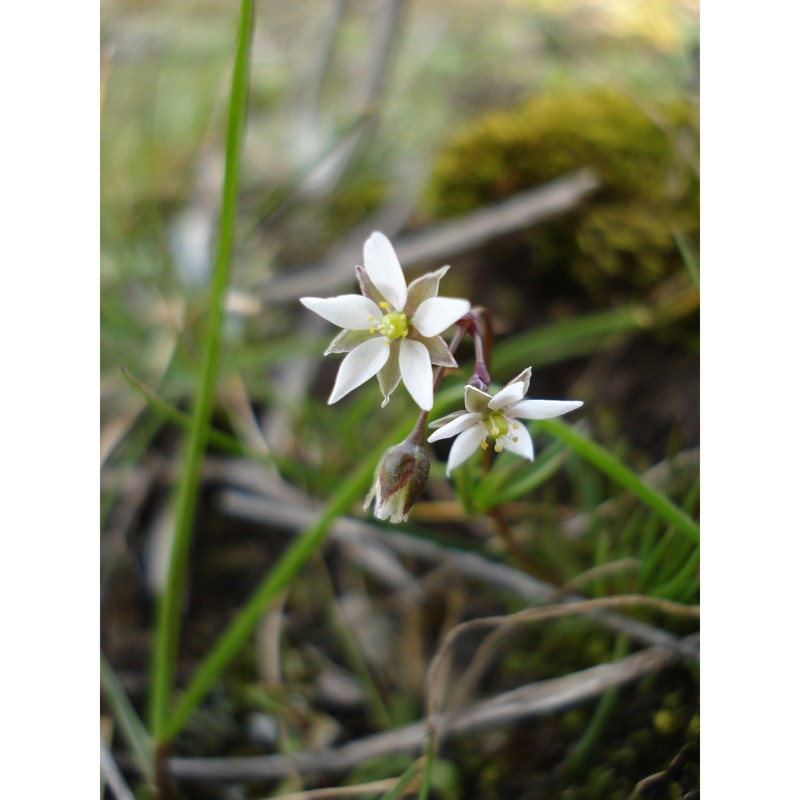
<box><xmin>369</xmin><ymin>327</ymin><xmax>376</xmax><ymax>334</ymax></box>
<box><xmin>402</xmin><ymin>330</ymin><xmax>408</xmax><ymax>337</ymax></box>
<box><xmin>379</xmin><ymin>301</ymin><xmax>390</xmax><ymax>309</ymax></box>
<box><xmin>512</xmin><ymin>436</ymin><xmax>519</xmax><ymax>443</ymax></box>
<box><xmin>513</xmin><ymin>423</ymin><xmax>519</xmax><ymax>430</ymax></box>
<box><xmin>367</xmin><ymin>315</ymin><xmax>375</xmax><ymax>321</ymax></box>
<box><xmin>480</xmin><ymin>440</ymin><xmax>489</xmax><ymax>450</ymax></box>
<box><xmin>494</xmin><ymin>442</ymin><xmax>504</xmax><ymax>453</ymax></box>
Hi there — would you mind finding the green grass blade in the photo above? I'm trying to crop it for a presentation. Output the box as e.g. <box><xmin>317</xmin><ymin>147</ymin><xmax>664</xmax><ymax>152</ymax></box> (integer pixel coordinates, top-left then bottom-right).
<box><xmin>378</xmin><ymin>758</ymin><xmax>423</xmax><ymax>800</ymax></box>
<box><xmin>120</xmin><ymin>367</ymin><xmax>244</xmax><ymax>456</ymax></box>
<box><xmin>149</xmin><ymin>0</ymin><xmax>255</xmax><ymax>741</ymax></box>
<box><xmin>475</xmin><ymin>438</ymin><xmax>569</xmax><ymax>509</ymax></box>
<box><xmin>673</xmin><ymin>229</ymin><xmax>700</xmax><ymax>290</ymax></box>
<box><xmin>417</xmin><ymin>734</ymin><xmax>436</xmax><ymax>800</ymax></box>
<box><xmin>161</xmin><ymin>424</ymin><xmax>411</xmax><ymax>743</ymax></box>
<box><xmin>539</xmin><ymin>419</ymin><xmax>700</xmax><ymax>545</ymax></box>
<box><xmin>492</xmin><ymin>284</ymin><xmax>698</xmax><ymax>374</ymax></box>
<box><xmin>101</xmin><ymin>654</ymin><xmax>155</xmax><ymax>782</ymax></box>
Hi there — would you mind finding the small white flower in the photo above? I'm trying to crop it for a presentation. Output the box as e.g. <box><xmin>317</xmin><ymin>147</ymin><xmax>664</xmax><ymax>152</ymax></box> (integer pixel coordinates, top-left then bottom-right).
<box><xmin>300</xmin><ymin>232</ymin><xmax>471</xmax><ymax>410</ymax></box>
<box><xmin>428</xmin><ymin>367</ymin><xmax>583</xmax><ymax>475</ymax></box>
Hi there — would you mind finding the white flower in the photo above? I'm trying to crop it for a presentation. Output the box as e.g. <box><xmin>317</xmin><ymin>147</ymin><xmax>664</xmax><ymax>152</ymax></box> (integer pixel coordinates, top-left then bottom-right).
<box><xmin>300</xmin><ymin>232</ymin><xmax>471</xmax><ymax>410</ymax></box>
<box><xmin>428</xmin><ymin>367</ymin><xmax>583</xmax><ymax>475</ymax></box>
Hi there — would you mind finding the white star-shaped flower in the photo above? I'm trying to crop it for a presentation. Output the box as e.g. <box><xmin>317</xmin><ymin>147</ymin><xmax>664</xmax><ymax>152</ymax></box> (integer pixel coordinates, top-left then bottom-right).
<box><xmin>428</xmin><ymin>367</ymin><xmax>583</xmax><ymax>475</ymax></box>
<box><xmin>300</xmin><ymin>232</ymin><xmax>471</xmax><ymax>410</ymax></box>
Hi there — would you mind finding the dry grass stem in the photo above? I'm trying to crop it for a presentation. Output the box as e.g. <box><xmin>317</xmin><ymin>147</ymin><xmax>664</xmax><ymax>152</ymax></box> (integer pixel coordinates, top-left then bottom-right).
<box><xmin>168</xmin><ymin>632</ymin><xmax>697</xmax><ymax>784</ymax></box>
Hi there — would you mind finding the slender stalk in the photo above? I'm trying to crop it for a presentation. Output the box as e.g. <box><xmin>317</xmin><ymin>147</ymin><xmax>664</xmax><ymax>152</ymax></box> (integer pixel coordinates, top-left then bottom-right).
<box><xmin>149</xmin><ymin>0</ymin><xmax>254</xmax><ymax>741</ymax></box>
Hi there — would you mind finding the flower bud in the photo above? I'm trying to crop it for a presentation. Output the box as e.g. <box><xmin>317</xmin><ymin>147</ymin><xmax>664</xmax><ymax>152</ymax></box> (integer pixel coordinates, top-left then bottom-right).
<box><xmin>364</xmin><ymin>438</ymin><xmax>430</xmax><ymax>523</ymax></box>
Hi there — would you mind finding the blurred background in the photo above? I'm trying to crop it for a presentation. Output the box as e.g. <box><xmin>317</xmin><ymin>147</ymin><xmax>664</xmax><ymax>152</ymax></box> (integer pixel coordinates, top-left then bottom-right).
<box><xmin>101</xmin><ymin>1</ymin><xmax>700</xmax><ymax>797</ymax></box>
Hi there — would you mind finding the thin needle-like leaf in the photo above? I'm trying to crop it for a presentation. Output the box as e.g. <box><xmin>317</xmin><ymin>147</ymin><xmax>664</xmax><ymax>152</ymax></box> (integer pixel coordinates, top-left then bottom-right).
<box><xmin>100</xmin><ymin>654</ymin><xmax>155</xmax><ymax>782</ymax></box>
<box><xmin>149</xmin><ymin>0</ymin><xmax>255</xmax><ymax>741</ymax></box>
<box><xmin>539</xmin><ymin>419</ymin><xmax>700</xmax><ymax>545</ymax></box>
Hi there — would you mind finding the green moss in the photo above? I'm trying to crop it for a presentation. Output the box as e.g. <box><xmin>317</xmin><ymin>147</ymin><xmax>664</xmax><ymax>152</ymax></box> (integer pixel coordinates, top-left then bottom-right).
<box><xmin>422</xmin><ymin>87</ymin><xmax>699</xmax><ymax>308</ymax></box>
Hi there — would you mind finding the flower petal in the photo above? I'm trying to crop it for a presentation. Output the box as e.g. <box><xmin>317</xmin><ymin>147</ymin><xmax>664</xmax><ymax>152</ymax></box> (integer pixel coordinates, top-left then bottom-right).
<box><xmin>364</xmin><ymin>232</ymin><xmax>407</xmax><ymax>311</ymax></box>
<box><xmin>428</xmin><ymin>412</ymin><xmax>482</xmax><ymax>442</ymax></box>
<box><xmin>405</xmin><ymin>266</ymin><xmax>450</xmax><ymax>316</ymax></box>
<box><xmin>301</xmin><ymin>295</ymin><xmax>382</xmax><ymax>330</ymax></box>
<box><xmin>488</xmin><ymin>380</ymin><xmax>526</xmax><ymax>410</ymax></box>
<box><xmin>409</xmin><ymin>331</ymin><xmax>458</xmax><ymax>368</ymax></box>
<box><xmin>328</xmin><ymin>338</ymin><xmax>390</xmax><ymax>404</ymax></box>
<box><xmin>399</xmin><ymin>337</ymin><xmax>434</xmax><ymax>410</ymax></box>
<box><xmin>428</xmin><ymin>411</ymin><xmax>467</xmax><ymax>430</ymax></box>
<box><xmin>411</xmin><ymin>297</ymin><xmax>471</xmax><ymax>337</ymax></box>
<box><xmin>502</xmin><ymin>424</ymin><xmax>534</xmax><ymax>460</ymax></box>
<box><xmin>377</xmin><ymin>344</ymin><xmax>401</xmax><ymax>408</ymax></box>
<box><xmin>324</xmin><ymin>328</ymin><xmax>375</xmax><ymax>355</ymax></box>
<box><xmin>446</xmin><ymin>425</ymin><xmax>486</xmax><ymax>475</ymax></box>
<box><xmin>507</xmin><ymin>399</ymin><xmax>584</xmax><ymax>420</ymax></box>
<box><xmin>356</xmin><ymin>265</ymin><xmax>385</xmax><ymax>305</ymax></box>
<box><xmin>465</xmin><ymin>385</ymin><xmax>492</xmax><ymax>414</ymax></box>
<box><xmin>506</xmin><ymin>366</ymin><xmax>532</xmax><ymax>395</ymax></box>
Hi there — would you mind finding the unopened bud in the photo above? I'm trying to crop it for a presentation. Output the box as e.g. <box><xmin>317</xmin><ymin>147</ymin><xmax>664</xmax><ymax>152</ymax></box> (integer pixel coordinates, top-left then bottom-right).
<box><xmin>364</xmin><ymin>438</ymin><xmax>430</xmax><ymax>524</ymax></box>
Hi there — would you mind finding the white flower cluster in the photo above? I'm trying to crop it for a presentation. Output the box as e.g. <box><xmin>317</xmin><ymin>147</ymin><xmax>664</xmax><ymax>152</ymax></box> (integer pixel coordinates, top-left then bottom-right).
<box><xmin>300</xmin><ymin>232</ymin><xmax>584</xmax><ymax>520</ymax></box>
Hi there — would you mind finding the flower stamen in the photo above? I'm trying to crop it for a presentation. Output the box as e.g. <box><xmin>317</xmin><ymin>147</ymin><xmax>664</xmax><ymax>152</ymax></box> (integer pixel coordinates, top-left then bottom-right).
<box><xmin>377</xmin><ymin>311</ymin><xmax>409</xmax><ymax>341</ymax></box>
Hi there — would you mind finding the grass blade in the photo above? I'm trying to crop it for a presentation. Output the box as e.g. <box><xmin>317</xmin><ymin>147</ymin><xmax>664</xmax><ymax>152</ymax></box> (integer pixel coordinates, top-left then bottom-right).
<box><xmin>100</xmin><ymin>654</ymin><xmax>155</xmax><ymax>782</ymax></box>
<box><xmin>162</xmin><ymin>423</ymin><xmax>413</xmax><ymax>742</ymax></box>
<box><xmin>149</xmin><ymin>0</ymin><xmax>255</xmax><ymax>741</ymax></box>
<box><xmin>378</xmin><ymin>758</ymin><xmax>423</xmax><ymax>800</ymax></box>
<box><xmin>492</xmin><ymin>283</ymin><xmax>698</xmax><ymax>374</ymax></box>
<box><xmin>539</xmin><ymin>419</ymin><xmax>700</xmax><ymax>545</ymax></box>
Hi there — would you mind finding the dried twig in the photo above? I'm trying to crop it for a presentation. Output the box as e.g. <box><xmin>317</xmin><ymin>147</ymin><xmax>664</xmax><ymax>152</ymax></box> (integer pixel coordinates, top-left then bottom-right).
<box><xmin>259</xmin><ymin>169</ymin><xmax>599</xmax><ymax>304</ymax></box>
<box><xmin>425</xmin><ymin>594</ymin><xmax>699</xmax><ymax>739</ymax></box>
<box><xmin>169</xmin><ymin>632</ymin><xmax>698</xmax><ymax>784</ymax></box>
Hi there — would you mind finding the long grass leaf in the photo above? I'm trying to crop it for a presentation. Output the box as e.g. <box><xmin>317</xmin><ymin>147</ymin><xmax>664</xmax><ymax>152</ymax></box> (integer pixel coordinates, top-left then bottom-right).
<box><xmin>492</xmin><ymin>284</ymin><xmax>697</xmax><ymax>374</ymax></box>
<box><xmin>162</xmin><ymin>423</ymin><xmax>411</xmax><ymax>742</ymax></box>
<box><xmin>378</xmin><ymin>758</ymin><xmax>422</xmax><ymax>800</ymax></box>
<box><xmin>149</xmin><ymin>0</ymin><xmax>255</xmax><ymax>741</ymax></box>
<box><xmin>100</xmin><ymin>654</ymin><xmax>155</xmax><ymax>782</ymax></box>
<box><xmin>539</xmin><ymin>419</ymin><xmax>700</xmax><ymax>545</ymax></box>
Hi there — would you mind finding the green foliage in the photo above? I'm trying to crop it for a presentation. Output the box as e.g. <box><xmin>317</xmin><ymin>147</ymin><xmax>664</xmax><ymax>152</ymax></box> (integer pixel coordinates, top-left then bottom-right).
<box><xmin>423</xmin><ymin>87</ymin><xmax>699</xmax><ymax>306</ymax></box>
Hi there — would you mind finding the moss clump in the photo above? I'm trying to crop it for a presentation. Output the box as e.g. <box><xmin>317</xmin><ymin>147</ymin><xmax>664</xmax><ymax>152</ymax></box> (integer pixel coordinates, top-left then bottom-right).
<box><xmin>422</xmin><ymin>88</ymin><xmax>698</xmax><ymax>308</ymax></box>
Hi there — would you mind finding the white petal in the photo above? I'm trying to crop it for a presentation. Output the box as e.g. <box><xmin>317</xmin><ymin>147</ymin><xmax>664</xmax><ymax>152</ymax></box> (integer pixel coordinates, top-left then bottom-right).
<box><xmin>328</xmin><ymin>338</ymin><xmax>390</xmax><ymax>404</ymax></box>
<box><xmin>465</xmin><ymin>385</ymin><xmax>492</xmax><ymax>414</ymax></box>
<box><xmin>399</xmin><ymin>338</ymin><xmax>434</xmax><ymax>410</ymax></box>
<box><xmin>446</xmin><ymin>426</ymin><xmax>486</xmax><ymax>475</ymax></box>
<box><xmin>428</xmin><ymin>412</ymin><xmax>482</xmax><ymax>443</ymax></box>
<box><xmin>428</xmin><ymin>411</ymin><xmax>466</xmax><ymax>429</ymax></box>
<box><xmin>488</xmin><ymin>381</ymin><xmax>526</xmax><ymax>410</ymax></box>
<box><xmin>411</xmin><ymin>297</ymin><xmax>471</xmax><ymax>337</ymax></box>
<box><xmin>502</xmin><ymin>424</ymin><xmax>534</xmax><ymax>460</ymax></box>
<box><xmin>377</xmin><ymin>345</ymin><xmax>401</xmax><ymax>408</ymax></box>
<box><xmin>364</xmin><ymin>232</ymin><xmax>407</xmax><ymax>311</ymax></box>
<box><xmin>301</xmin><ymin>295</ymin><xmax>382</xmax><ymax>330</ymax></box>
<box><xmin>405</xmin><ymin>266</ymin><xmax>450</xmax><ymax>315</ymax></box>
<box><xmin>506</xmin><ymin>367</ymin><xmax>532</xmax><ymax>395</ymax></box>
<box><xmin>507</xmin><ymin>399</ymin><xmax>584</xmax><ymax>420</ymax></box>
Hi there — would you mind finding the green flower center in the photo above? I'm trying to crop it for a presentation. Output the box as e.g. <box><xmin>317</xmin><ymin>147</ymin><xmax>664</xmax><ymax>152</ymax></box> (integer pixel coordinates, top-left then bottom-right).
<box><xmin>484</xmin><ymin>412</ymin><xmax>509</xmax><ymax>439</ymax></box>
<box><xmin>479</xmin><ymin>412</ymin><xmax>520</xmax><ymax>453</ymax></box>
<box><xmin>376</xmin><ymin>311</ymin><xmax>409</xmax><ymax>341</ymax></box>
